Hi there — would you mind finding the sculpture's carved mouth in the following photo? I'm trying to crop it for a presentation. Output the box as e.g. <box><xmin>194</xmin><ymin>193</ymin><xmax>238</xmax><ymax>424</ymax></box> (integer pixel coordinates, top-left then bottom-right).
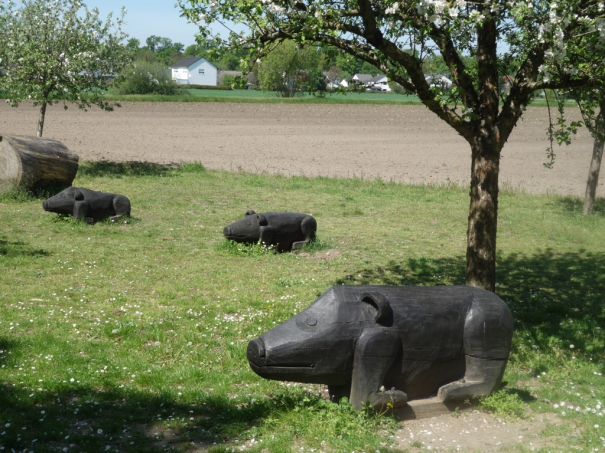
<box><xmin>248</xmin><ymin>362</ymin><xmax>314</xmax><ymax>375</ymax></box>
<box><xmin>226</xmin><ymin>234</ymin><xmax>250</xmax><ymax>241</ymax></box>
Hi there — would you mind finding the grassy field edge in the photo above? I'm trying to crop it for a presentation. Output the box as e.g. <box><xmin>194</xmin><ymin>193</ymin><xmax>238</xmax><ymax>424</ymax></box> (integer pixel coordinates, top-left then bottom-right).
<box><xmin>1</xmin><ymin>163</ymin><xmax>604</xmax><ymax>452</ymax></box>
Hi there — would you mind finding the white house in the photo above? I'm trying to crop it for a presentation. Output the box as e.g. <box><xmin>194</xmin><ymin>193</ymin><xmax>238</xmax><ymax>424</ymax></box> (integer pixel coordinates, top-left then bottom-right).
<box><xmin>348</xmin><ymin>73</ymin><xmax>391</xmax><ymax>91</ymax></box>
<box><xmin>351</xmin><ymin>73</ymin><xmax>374</xmax><ymax>86</ymax></box>
<box><xmin>425</xmin><ymin>74</ymin><xmax>453</xmax><ymax>90</ymax></box>
<box><xmin>171</xmin><ymin>57</ymin><xmax>218</xmax><ymax>86</ymax></box>
<box><xmin>366</xmin><ymin>74</ymin><xmax>391</xmax><ymax>92</ymax></box>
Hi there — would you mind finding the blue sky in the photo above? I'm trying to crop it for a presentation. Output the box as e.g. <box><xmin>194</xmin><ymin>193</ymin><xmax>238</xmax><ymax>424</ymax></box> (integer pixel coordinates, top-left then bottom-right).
<box><xmin>93</xmin><ymin>0</ymin><xmax>202</xmax><ymax>48</ymax></box>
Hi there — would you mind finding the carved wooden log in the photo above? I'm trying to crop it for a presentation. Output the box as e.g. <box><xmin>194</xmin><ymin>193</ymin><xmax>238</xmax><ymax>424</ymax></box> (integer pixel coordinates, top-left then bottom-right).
<box><xmin>0</xmin><ymin>134</ymin><xmax>79</xmax><ymax>192</ymax></box>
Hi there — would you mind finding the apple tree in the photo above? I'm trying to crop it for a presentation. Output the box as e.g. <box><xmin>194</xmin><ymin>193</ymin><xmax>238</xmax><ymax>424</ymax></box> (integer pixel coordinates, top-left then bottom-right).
<box><xmin>0</xmin><ymin>0</ymin><xmax>131</xmax><ymax>137</ymax></box>
<box><xmin>179</xmin><ymin>0</ymin><xmax>605</xmax><ymax>290</ymax></box>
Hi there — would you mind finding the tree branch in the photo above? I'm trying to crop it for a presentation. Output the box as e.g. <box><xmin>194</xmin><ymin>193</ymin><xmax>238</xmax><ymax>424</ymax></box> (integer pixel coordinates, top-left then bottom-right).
<box><xmin>428</xmin><ymin>24</ymin><xmax>481</xmax><ymax>112</ymax></box>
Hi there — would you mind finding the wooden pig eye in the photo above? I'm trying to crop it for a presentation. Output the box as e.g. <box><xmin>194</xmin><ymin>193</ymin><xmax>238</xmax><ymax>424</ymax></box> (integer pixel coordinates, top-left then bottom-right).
<box><xmin>61</xmin><ymin>193</ymin><xmax>66</xmax><ymax>198</ymax></box>
<box><xmin>306</xmin><ymin>318</ymin><xmax>317</xmax><ymax>326</ymax></box>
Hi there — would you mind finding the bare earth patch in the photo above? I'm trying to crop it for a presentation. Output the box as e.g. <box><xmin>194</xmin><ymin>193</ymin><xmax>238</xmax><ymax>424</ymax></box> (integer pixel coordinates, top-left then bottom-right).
<box><xmin>394</xmin><ymin>410</ymin><xmax>564</xmax><ymax>452</ymax></box>
<box><xmin>0</xmin><ymin>101</ymin><xmax>595</xmax><ymax>196</ymax></box>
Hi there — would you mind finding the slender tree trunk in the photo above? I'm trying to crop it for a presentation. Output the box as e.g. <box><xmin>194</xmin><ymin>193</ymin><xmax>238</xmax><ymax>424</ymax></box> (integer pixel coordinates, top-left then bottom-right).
<box><xmin>583</xmin><ymin>103</ymin><xmax>605</xmax><ymax>215</ymax></box>
<box><xmin>465</xmin><ymin>138</ymin><xmax>501</xmax><ymax>292</ymax></box>
<box><xmin>37</xmin><ymin>101</ymin><xmax>47</xmax><ymax>138</ymax></box>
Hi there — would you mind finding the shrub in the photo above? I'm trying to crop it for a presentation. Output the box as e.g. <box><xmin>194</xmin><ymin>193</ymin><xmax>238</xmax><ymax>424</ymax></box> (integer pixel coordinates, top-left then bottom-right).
<box><xmin>388</xmin><ymin>81</ymin><xmax>407</xmax><ymax>94</ymax></box>
<box><xmin>112</xmin><ymin>60</ymin><xmax>179</xmax><ymax>95</ymax></box>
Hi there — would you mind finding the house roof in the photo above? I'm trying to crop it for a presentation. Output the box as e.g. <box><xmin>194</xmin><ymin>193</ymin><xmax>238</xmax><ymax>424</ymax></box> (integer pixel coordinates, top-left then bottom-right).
<box><xmin>172</xmin><ymin>57</ymin><xmax>217</xmax><ymax>69</ymax></box>
<box><xmin>368</xmin><ymin>74</ymin><xmax>387</xmax><ymax>83</ymax></box>
<box><xmin>352</xmin><ymin>73</ymin><xmax>373</xmax><ymax>82</ymax></box>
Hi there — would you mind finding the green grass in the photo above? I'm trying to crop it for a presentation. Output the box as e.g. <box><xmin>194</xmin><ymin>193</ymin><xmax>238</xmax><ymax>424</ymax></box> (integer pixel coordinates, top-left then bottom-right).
<box><xmin>479</xmin><ymin>389</ymin><xmax>527</xmax><ymax>420</ymax></box>
<box><xmin>3</xmin><ymin>89</ymin><xmax>575</xmax><ymax>107</ymax></box>
<box><xmin>96</xmin><ymin>88</ymin><xmax>575</xmax><ymax>107</ymax></box>
<box><xmin>99</xmin><ymin>89</ymin><xmax>423</xmax><ymax>105</ymax></box>
<box><xmin>1</xmin><ymin>162</ymin><xmax>605</xmax><ymax>452</ymax></box>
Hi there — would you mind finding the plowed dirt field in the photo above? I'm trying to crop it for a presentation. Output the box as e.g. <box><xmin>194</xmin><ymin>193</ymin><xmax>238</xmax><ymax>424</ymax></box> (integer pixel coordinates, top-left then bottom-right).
<box><xmin>1</xmin><ymin>101</ymin><xmax>596</xmax><ymax>196</ymax></box>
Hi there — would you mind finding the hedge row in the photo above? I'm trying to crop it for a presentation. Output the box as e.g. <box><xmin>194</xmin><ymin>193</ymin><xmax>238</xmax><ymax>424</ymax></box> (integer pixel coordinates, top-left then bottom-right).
<box><xmin>178</xmin><ymin>84</ymin><xmax>233</xmax><ymax>90</ymax></box>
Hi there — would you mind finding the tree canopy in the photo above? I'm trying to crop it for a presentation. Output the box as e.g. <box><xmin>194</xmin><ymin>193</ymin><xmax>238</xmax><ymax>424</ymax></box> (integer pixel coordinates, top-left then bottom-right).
<box><xmin>0</xmin><ymin>0</ymin><xmax>130</xmax><ymax>137</ymax></box>
<box><xmin>257</xmin><ymin>40</ymin><xmax>326</xmax><ymax>95</ymax></box>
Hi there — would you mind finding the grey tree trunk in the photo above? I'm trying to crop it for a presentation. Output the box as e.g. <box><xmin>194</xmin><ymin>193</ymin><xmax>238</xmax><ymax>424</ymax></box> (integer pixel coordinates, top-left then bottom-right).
<box><xmin>583</xmin><ymin>102</ymin><xmax>605</xmax><ymax>215</ymax></box>
<box><xmin>37</xmin><ymin>101</ymin><xmax>47</xmax><ymax>138</ymax></box>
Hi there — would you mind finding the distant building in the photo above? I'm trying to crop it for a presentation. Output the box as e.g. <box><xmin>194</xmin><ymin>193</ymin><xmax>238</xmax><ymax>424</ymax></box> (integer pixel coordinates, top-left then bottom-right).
<box><xmin>352</xmin><ymin>73</ymin><xmax>374</xmax><ymax>85</ymax></box>
<box><xmin>323</xmin><ymin>71</ymin><xmax>341</xmax><ymax>90</ymax></box>
<box><xmin>425</xmin><ymin>74</ymin><xmax>453</xmax><ymax>90</ymax></box>
<box><xmin>348</xmin><ymin>73</ymin><xmax>391</xmax><ymax>91</ymax></box>
<box><xmin>366</xmin><ymin>74</ymin><xmax>391</xmax><ymax>92</ymax></box>
<box><xmin>171</xmin><ymin>57</ymin><xmax>217</xmax><ymax>86</ymax></box>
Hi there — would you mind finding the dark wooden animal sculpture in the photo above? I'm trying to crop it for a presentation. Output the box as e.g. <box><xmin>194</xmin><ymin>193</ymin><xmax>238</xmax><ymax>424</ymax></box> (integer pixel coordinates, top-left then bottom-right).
<box><xmin>223</xmin><ymin>210</ymin><xmax>317</xmax><ymax>252</ymax></box>
<box><xmin>43</xmin><ymin>187</ymin><xmax>131</xmax><ymax>224</ymax></box>
<box><xmin>247</xmin><ymin>285</ymin><xmax>513</xmax><ymax>410</ymax></box>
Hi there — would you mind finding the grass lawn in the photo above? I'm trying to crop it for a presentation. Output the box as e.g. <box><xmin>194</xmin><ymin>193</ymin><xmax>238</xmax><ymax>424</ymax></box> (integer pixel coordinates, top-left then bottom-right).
<box><xmin>99</xmin><ymin>89</ymin><xmax>423</xmax><ymax>105</ymax></box>
<box><xmin>1</xmin><ymin>164</ymin><xmax>605</xmax><ymax>452</ymax></box>
<box><xmin>97</xmin><ymin>88</ymin><xmax>577</xmax><ymax>107</ymax></box>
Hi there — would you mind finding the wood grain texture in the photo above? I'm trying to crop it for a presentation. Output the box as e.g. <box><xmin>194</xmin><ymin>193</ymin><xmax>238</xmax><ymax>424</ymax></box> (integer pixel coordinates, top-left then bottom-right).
<box><xmin>0</xmin><ymin>134</ymin><xmax>79</xmax><ymax>191</ymax></box>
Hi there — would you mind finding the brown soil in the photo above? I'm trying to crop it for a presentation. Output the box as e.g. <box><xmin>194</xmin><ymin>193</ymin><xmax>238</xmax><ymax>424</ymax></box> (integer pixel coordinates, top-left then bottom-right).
<box><xmin>393</xmin><ymin>410</ymin><xmax>565</xmax><ymax>452</ymax></box>
<box><xmin>0</xmin><ymin>101</ymin><xmax>596</xmax><ymax>196</ymax></box>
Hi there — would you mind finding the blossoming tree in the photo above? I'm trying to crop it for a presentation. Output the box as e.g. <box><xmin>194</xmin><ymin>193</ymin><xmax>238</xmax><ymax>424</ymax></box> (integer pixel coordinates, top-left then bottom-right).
<box><xmin>540</xmin><ymin>16</ymin><xmax>604</xmax><ymax>215</ymax></box>
<box><xmin>579</xmin><ymin>92</ymin><xmax>605</xmax><ymax>215</ymax></box>
<box><xmin>180</xmin><ymin>0</ymin><xmax>605</xmax><ymax>291</ymax></box>
<box><xmin>0</xmin><ymin>0</ymin><xmax>130</xmax><ymax>137</ymax></box>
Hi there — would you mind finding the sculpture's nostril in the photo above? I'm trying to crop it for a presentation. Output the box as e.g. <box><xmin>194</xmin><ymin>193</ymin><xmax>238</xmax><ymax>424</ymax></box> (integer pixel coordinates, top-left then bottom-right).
<box><xmin>223</xmin><ymin>226</ymin><xmax>231</xmax><ymax>236</ymax></box>
<box><xmin>247</xmin><ymin>338</ymin><xmax>265</xmax><ymax>365</ymax></box>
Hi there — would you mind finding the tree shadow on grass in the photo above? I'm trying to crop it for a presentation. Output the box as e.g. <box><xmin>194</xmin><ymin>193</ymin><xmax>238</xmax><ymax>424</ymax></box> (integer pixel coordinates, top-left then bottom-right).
<box><xmin>0</xmin><ymin>338</ymin><xmax>394</xmax><ymax>453</ymax></box>
<box><xmin>0</xmin><ymin>239</ymin><xmax>50</xmax><ymax>257</ymax></box>
<box><xmin>0</xmin><ymin>363</ymin><xmax>278</xmax><ymax>453</ymax></box>
<box><xmin>552</xmin><ymin>195</ymin><xmax>605</xmax><ymax>216</ymax></box>
<box><xmin>0</xmin><ymin>384</ymin><xmax>251</xmax><ymax>453</ymax></box>
<box><xmin>77</xmin><ymin>161</ymin><xmax>178</xmax><ymax>178</ymax></box>
<box><xmin>77</xmin><ymin>161</ymin><xmax>206</xmax><ymax>179</ymax></box>
<box><xmin>339</xmin><ymin>249</ymin><xmax>605</xmax><ymax>355</ymax></box>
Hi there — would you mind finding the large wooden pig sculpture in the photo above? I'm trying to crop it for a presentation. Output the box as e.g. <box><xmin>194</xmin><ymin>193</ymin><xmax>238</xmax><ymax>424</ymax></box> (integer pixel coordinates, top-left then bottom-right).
<box><xmin>43</xmin><ymin>187</ymin><xmax>131</xmax><ymax>224</ymax></box>
<box><xmin>247</xmin><ymin>285</ymin><xmax>513</xmax><ymax>410</ymax></box>
<box><xmin>223</xmin><ymin>210</ymin><xmax>316</xmax><ymax>252</ymax></box>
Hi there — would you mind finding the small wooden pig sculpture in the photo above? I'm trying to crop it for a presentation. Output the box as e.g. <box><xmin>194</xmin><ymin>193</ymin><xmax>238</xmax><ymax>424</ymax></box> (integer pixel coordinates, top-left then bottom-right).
<box><xmin>223</xmin><ymin>210</ymin><xmax>317</xmax><ymax>252</ymax></box>
<box><xmin>43</xmin><ymin>187</ymin><xmax>131</xmax><ymax>224</ymax></box>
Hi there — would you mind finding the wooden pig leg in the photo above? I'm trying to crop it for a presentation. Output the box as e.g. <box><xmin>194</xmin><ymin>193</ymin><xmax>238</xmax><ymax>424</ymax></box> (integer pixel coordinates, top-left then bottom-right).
<box><xmin>349</xmin><ymin>328</ymin><xmax>407</xmax><ymax>410</ymax></box>
<box><xmin>437</xmin><ymin>355</ymin><xmax>507</xmax><ymax>402</ymax></box>
<box><xmin>111</xmin><ymin>195</ymin><xmax>131</xmax><ymax>222</ymax></box>
<box><xmin>259</xmin><ymin>227</ymin><xmax>276</xmax><ymax>249</ymax></box>
<box><xmin>293</xmin><ymin>216</ymin><xmax>318</xmax><ymax>250</ymax></box>
<box><xmin>301</xmin><ymin>216</ymin><xmax>317</xmax><ymax>241</ymax></box>
<box><xmin>73</xmin><ymin>201</ymin><xmax>92</xmax><ymax>224</ymax></box>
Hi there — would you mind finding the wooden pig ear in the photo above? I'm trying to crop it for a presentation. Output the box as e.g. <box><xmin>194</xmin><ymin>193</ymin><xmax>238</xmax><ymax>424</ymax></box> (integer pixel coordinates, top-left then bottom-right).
<box><xmin>361</xmin><ymin>292</ymin><xmax>392</xmax><ymax>324</ymax></box>
<box><xmin>74</xmin><ymin>190</ymin><xmax>84</xmax><ymax>201</ymax></box>
<box><xmin>245</xmin><ymin>210</ymin><xmax>256</xmax><ymax>216</ymax></box>
<box><xmin>257</xmin><ymin>214</ymin><xmax>268</xmax><ymax>226</ymax></box>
